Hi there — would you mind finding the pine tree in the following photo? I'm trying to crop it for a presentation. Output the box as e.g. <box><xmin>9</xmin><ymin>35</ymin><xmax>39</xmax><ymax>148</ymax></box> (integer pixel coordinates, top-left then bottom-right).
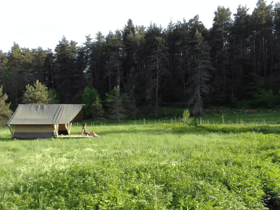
<box><xmin>86</xmin><ymin>32</ymin><xmax>106</xmax><ymax>92</ymax></box>
<box><xmin>92</xmin><ymin>96</ymin><xmax>105</xmax><ymax>121</ymax></box>
<box><xmin>82</xmin><ymin>87</ymin><xmax>100</xmax><ymax>118</ymax></box>
<box><xmin>230</xmin><ymin>5</ymin><xmax>251</xmax><ymax>99</ymax></box>
<box><xmin>0</xmin><ymin>86</ymin><xmax>13</xmax><ymax>126</ymax></box>
<box><xmin>22</xmin><ymin>80</ymin><xmax>52</xmax><ymax>104</ymax></box>
<box><xmin>251</xmin><ymin>0</ymin><xmax>273</xmax><ymax>88</ymax></box>
<box><xmin>54</xmin><ymin>37</ymin><xmax>79</xmax><ymax>103</ymax></box>
<box><xmin>105</xmin><ymin>86</ymin><xmax>127</xmax><ymax>123</ymax></box>
<box><xmin>105</xmin><ymin>31</ymin><xmax>123</xmax><ymax>91</ymax></box>
<box><xmin>209</xmin><ymin>6</ymin><xmax>232</xmax><ymax>99</ymax></box>
<box><xmin>187</xmin><ymin>29</ymin><xmax>213</xmax><ymax>115</ymax></box>
<box><xmin>7</xmin><ymin>43</ymin><xmax>34</xmax><ymax>105</ymax></box>
<box><xmin>144</xmin><ymin>24</ymin><xmax>168</xmax><ymax>117</ymax></box>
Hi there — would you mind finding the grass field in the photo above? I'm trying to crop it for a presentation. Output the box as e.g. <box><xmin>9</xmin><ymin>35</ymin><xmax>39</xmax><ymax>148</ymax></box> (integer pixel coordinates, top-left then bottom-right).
<box><xmin>0</xmin><ymin>109</ymin><xmax>280</xmax><ymax>209</ymax></box>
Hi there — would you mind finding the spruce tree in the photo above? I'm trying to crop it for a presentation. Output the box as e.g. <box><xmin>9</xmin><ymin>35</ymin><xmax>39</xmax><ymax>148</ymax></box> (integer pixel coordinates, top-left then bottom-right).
<box><xmin>22</xmin><ymin>80</ymin><xmax>52</xmax><ymax>105</ymax></box>
<box><xmin>0</xmin><ymin>86</ymin><xmax>13</xmax><ymax>126</ymax></box>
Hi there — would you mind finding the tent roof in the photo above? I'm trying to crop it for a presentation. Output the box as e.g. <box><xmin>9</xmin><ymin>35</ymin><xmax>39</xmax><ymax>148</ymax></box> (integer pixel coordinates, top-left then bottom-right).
<box><xmin>7</xmin><ymin>104</ymin><xmax>84</xmax><ymax>125</ymax></box>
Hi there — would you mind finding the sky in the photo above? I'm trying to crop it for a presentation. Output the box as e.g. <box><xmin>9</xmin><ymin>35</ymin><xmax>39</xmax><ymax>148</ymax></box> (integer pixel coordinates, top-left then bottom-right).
<box><xmin>1</xmin><ymin>0</ymin><xmax>266</xmax><ymax>53</ymax></box>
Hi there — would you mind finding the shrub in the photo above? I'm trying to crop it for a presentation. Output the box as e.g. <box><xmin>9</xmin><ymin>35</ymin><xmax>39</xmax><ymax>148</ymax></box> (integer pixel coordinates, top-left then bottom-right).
<box><xmin>181</xmin><ymin>109</ymin><xmax>195</xmax><ymax>125</ymax></box>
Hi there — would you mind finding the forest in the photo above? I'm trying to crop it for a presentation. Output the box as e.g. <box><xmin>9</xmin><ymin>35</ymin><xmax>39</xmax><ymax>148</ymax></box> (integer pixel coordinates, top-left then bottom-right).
<box><xmin>1</xmin><ymin>0</ymin><xmax>280</xmax><ymax>116</ymax></box>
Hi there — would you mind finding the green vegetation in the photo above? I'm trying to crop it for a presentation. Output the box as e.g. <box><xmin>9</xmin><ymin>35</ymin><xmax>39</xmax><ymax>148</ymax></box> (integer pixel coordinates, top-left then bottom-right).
<box><xmin>82</xmin><ymin>87</ymin><xmax>103</xmax><ymax>119</ymax></box>
<box><xmin>22</xmin><ymin>80</ymin><xmax>56</xmax><ymax>105</ymax></box>
<box><xmin>105</xmin><ymin>87</ymin><xmax>132</xmax><ymax>123</ymax></box>
<box><xmin>0</xmin><ymin>110</ymin><xmax>280</xmax><ymax>209</ymax></box>
<box><xmin>0</xmin><ymin>86</ymin><xmax>12</xmax><ymax>127</ymax></box>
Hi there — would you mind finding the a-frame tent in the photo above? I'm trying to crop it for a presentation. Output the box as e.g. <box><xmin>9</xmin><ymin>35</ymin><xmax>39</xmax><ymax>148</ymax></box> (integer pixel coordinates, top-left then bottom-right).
<box><xmin>7</xmin><ymin>104</ymin><xmax>84</xmax><ymax>139</ymax></box>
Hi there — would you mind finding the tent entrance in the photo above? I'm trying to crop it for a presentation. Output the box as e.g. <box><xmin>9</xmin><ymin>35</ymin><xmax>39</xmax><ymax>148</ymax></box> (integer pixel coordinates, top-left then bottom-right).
<box><xmin>58</xmin><ymin>124</ymin><xmax>69</xmax><ymax>135</ymax></box>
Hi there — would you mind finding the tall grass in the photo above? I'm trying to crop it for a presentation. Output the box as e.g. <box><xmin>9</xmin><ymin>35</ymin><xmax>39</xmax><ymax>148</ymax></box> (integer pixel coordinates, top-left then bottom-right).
<box><xmin>0</xmin><ymin>110</ymin><xmax>280</xmax><ymax>209</ymax></box>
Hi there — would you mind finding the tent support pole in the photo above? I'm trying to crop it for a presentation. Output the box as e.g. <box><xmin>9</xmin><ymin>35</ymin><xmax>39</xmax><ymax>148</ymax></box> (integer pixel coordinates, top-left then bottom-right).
<box><xmin>8</xmin><ymin>125</ymin><xmax>14</xmax><ymax>137</ymax></box>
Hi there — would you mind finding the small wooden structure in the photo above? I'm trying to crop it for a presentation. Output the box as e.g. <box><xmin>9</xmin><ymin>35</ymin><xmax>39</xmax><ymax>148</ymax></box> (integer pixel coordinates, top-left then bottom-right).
<box><xmin>7</xmin><ymin>104</ymin><xmax>84</xmax><ymax>139</ymax></box>
<box><xmin>58</xmin><ymin>134</ymin><xmax>94</xmax><ymax>139</ymax></box>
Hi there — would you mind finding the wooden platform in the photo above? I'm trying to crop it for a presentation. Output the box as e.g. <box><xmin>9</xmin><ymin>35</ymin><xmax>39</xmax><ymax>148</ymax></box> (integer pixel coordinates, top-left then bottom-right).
<box><xmin>57</xmin><ymin>134</ymin><xmax>94</xmax><ymax>138</ymax></box>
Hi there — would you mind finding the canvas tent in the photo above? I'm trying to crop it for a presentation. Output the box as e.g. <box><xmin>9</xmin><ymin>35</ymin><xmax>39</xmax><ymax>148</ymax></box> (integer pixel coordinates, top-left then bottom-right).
<box><xmin>7</xmin><ymin>104</ymin><xmax>84</xmax><ymax>139</ymax></box>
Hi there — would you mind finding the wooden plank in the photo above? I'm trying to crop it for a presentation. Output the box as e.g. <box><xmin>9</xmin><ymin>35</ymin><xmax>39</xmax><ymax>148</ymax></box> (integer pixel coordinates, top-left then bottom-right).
<box><xmin>58</xmin><ymin>124</ymin><xmax>66</xmax><ymax>131</ymax></box>
<box><xmin>58</xmin><ymin>134</ymin><xmax>94</xmax><ymax>138</ymax></box>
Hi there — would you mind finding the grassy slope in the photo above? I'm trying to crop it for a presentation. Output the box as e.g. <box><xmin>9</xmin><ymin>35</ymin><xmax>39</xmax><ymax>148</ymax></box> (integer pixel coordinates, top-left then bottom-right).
<box><xmin>0</xmin><ymin>111</ymin><xmax>280</xmax><ymax>209</ymax></box>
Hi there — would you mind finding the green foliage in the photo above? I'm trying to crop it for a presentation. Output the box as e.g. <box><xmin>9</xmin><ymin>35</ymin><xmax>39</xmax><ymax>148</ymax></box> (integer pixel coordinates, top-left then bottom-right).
<box><xmin>250</xmin><ymin>88</ymin><xmax>280</xmax><ymax>108</ymax></box>
<box><xmin>0</xmin><ymin>86</ymin><xmax>13</xmax><ymax>126</ymax></box>
<box><xmin>232</xmin><ymin>88</ymin><xmax>280</xmax><ymax>109</ymax></box>
<box><xmin>180</xmin><ymin>109</ymin><xmax>195</xmax><ymax>125</ymax></box>
<box><xmin>235</xmin><ymin>100</ymin><xmax>251</xmax><ymax>109</ymax></box>
<box><xmin>105</xmin><ymin>87</ymin><xmax>128</xmax><ymax>123</ymax></box>
<box><xmin>187</xmin><ymin>29</ymin><xmax>213</xmax><ymax>116</ymax></box>
<box><xmin>182</xmin><ymin>109</ymin><xmax>190</xmax><ymax>120</ymax></box>
<box><xmin>22</xmin><ymin>80</ymin><xmax>53</xmax><ymax>105</ymax></box>
<box><xmin>1</xmin><ymin>118</ymin><xmax>280</xmax><ymax>209</ymax></box>
<box><xmin>158</xmin><ymin>108</ymin><xmax>185</xmax><ymax>118</ymax></box>
<box><xmin>82</xmin><ymin>87</ymin><xmax>101</xmax><ymax>118</ymax></box>
<box><xmin>48</xmin><ymin>89</ymin><xmax>59</xmax><ymax>104</ymax></box>
<box><xmin>121</xmin><ymin>93</ymin><xmax>135</xmax><ymax>119</ymax></box>
<box><xmin>92</xmin><ymin>96</ymin><xmax>105</xmax><ymax>121</ymax></box>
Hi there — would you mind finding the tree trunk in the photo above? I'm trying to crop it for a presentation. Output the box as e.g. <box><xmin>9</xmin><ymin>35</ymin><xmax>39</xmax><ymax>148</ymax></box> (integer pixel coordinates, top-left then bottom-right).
<box><xmin>155</xmin><ymin>45</ymin><xmax>159</xmax><ymax>118</ymax></box>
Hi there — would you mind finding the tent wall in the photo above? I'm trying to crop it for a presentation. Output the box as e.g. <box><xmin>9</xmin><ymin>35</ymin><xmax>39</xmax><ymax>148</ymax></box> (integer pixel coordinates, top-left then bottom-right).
<box><xmin>72</xmin><ymin>109</ymin><xmax>83</xmax><ymax>122</ymax></box>
<box><xmin>14</xmin><ymin>125</ymin><xmax>54</xmax><ymax>139</ymax></box>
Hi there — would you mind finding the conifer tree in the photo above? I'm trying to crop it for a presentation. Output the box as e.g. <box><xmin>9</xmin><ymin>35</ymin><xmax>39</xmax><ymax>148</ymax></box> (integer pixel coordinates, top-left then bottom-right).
<box><xmin>22</xmin><ymin>80</ymin><xmax>52</xmax><ymax>104</ymax></box>
<box><xmin>144</xmin><ymin>24</ymin><xmax>168</xmax><ymax>117</ymax></box>
<box><xmin>54</xmin><ymin>37</ymin><xmax>79</xmax><ymax>103</ymax></box>
<box><xmin>105</xmin><ymin>86</ymin><xmax>127</xmax><ymax>123</ymax></box>
<box><xmin>105</xmin><ymin>31</ymin><xmax>123</xmax><ymax>91</ymax></box>
<box><xmin>209</xmin><ymin>6</ymin><xmax>232</xmax><ymax>98</ymax></box>
<box><xmin>92</xmin><ymin>96</ymin><xmax>104</xmax><ymax>121</ymax></box>
<box><xmin>0</xmin><ymin>86</ymin><xmax>13</xmax><ymax>126</ymax></box>
<box><xmin>187</xmin><ymin>29</ymin><xmax>213</xmax><ymax>115</ymax></box>
<box><xmin>82</xmin><ymin>87</ymin><xmax>100</xmax><ymax>118</ymax></box>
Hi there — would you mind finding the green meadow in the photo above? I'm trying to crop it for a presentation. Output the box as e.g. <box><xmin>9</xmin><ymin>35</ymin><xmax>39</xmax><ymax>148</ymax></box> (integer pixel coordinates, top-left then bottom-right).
<box><xmin>0</xmin><ymin>109</ymin><xmax>280</xmax><ymax>209</ymax></box>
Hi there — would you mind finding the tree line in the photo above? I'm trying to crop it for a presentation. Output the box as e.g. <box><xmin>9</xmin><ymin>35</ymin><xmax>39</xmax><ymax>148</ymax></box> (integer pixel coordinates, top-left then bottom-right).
<box><xmin>1</xmin><ymin>0</ymin><xmax>280</xmax><ymax>116</ymax></box>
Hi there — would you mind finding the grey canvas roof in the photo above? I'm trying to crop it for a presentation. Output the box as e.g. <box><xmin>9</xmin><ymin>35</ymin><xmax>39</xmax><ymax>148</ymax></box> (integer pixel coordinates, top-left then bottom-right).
<box><xmin>8</xmin><ymin>104</ymin><xmax>83</xmax><ymax>125</ymax></box>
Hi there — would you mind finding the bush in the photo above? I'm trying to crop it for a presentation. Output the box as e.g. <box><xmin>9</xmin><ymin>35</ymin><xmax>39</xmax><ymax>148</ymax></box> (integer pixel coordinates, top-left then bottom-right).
<box><xmin>181</xmin><ymin>109</ymin><xmax>195</xmax><ymax>126</ymax></box>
